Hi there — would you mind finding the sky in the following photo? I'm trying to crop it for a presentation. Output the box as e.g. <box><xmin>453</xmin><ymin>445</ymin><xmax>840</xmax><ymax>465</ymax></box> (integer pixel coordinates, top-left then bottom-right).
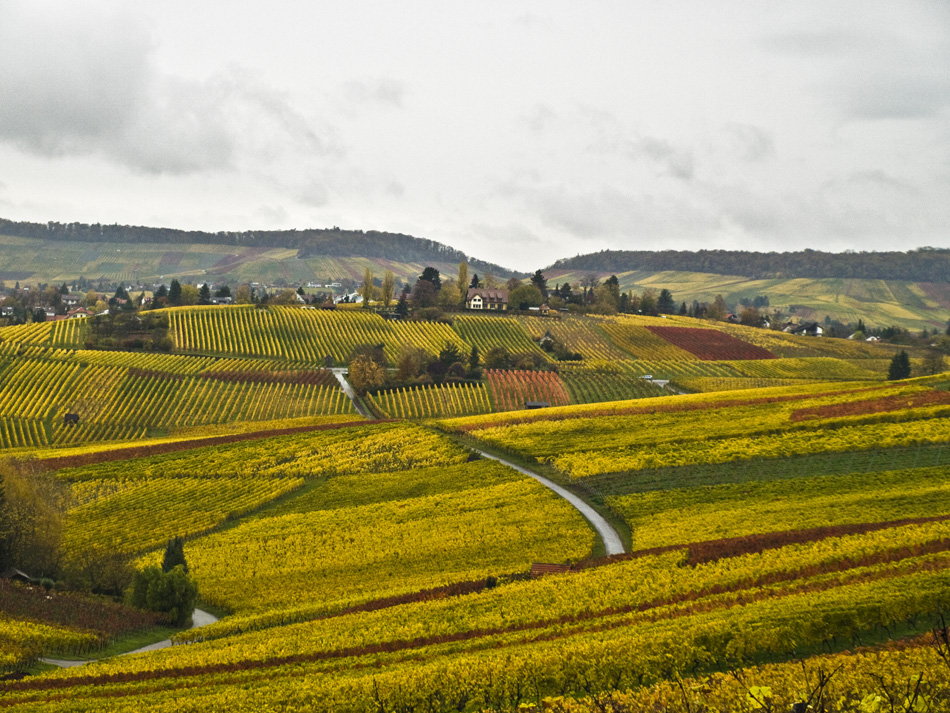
<box><xmin>0</xmin><ymin>1</ymin><xmax>948</xmax><ymax>272</ymax></box>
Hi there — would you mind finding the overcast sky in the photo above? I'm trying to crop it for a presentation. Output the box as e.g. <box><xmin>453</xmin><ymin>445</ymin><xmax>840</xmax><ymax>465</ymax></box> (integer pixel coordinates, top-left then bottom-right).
<box><xmin>0</xmin><ymin>1</ymin><xmax>948</xmax><ymax>271</ymax></box>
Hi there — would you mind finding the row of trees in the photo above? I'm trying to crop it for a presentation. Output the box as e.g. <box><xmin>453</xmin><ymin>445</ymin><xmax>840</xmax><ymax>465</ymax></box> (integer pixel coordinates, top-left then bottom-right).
<box><xmin>347</xmin><ymin>341</ymin><xmax>551</xmax><ymax>394</ymax></box>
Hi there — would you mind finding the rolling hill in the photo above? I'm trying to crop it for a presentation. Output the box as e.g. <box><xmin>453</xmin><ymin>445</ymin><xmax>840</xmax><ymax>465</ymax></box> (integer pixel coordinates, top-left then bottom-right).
<box><xmin>548</xmin><ymin>248</ymin><xmax>950</xmax><ymax>331</ymax></box>
<box><xmin>2</xmin><ymin>217</ymin><xmax>950</xmax><ymax>331</ymax></box>
<box><xmin>546</xmin><ymin>268</ymin><xmax>950</xmax><ymax>331</ymax></box>
<box><xmin>0</xmin><ymin>219</ymin><xmax>520</xmax><ymax>288</ymax></box>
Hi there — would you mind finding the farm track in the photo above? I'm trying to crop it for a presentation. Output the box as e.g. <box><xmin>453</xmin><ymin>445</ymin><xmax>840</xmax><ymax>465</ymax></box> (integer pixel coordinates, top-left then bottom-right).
<box><xmin>474</xmin><ymin>449</ymin><xmax>625</xmax><ymax>556</ymax></box>
<box><xmin>330</xmin><ymin>368</ymin><xmax>373</xmax><ymax>418</ymax></box>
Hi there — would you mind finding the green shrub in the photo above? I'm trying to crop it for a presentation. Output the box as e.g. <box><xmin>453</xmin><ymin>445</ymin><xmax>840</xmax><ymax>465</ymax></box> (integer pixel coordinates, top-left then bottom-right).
<box><xmin>130</xmin><ymin>565</ymin><xmax>198</xmax><ymax>626</ymax></box>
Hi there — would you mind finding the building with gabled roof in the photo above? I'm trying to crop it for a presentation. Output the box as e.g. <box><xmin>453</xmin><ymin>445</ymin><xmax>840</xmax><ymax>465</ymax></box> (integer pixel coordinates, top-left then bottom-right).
<box><xmin>466</xmin><ymin>287</ymin><xmax>508</xmax><ymax>311</ymax></box>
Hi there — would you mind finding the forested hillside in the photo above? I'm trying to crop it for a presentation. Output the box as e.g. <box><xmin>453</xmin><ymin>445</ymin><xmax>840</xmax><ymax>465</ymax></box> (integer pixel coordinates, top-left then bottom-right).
<box><xmin>550</xmin><ymin>247</ymin><xmax>950</xmax><ymax>282</ymax></box>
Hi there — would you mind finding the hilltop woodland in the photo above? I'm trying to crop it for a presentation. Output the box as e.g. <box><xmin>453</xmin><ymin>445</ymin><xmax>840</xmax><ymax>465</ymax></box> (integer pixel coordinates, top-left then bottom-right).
<box><xmin>0</xmin><ymin>256</ymin><xmax>950</xmax><ymax>709</ymax></box>
<box><xmin>551</xmin><ymin>246</ymin><xmax>950</xmax><ymax>282</ymax></box>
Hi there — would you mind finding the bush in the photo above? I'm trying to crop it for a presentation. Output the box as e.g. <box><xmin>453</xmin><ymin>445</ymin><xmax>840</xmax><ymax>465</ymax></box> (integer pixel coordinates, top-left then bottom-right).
<box><xmin>129</xmin><ymin>565</ymin><xmax>198</xmax><ymax>626</ymax></box>
<box><xmin>484</xmin><ymin>346</ymin><xmax>511</xmax><ymax>370</ymax></box>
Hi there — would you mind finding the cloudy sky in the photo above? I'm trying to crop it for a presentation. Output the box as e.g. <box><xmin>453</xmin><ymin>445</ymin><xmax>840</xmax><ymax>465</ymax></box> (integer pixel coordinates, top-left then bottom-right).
<box><xmin>0</xmin><ymin>1</ymin><xmax>948</xmax><ymax>271</ymax></box>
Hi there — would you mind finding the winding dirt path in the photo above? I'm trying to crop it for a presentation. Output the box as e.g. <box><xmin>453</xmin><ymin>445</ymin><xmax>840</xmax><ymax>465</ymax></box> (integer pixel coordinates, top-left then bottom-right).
<box><xmin>39</xmin><ymin>608</ymin><xmax>219</xmax><ymax>668</ymax></box>
<box><xmin>475</xmin><ymin>449</ymin><xmax>626</xmax><ymax>556</ymax></box>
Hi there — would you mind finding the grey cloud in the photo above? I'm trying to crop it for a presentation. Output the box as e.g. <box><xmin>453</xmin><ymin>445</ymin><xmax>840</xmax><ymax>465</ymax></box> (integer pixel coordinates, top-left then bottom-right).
<box><xmin>516</xmin><ymin>183</ymin><xmax>713</xmax><ymax>242</ymax></box>
<box><xmin>588</xmin><ymin>127</ymin><xmax>696</xmax><ymax>181</ymax></box>
<box><xmin>471</xmin><ymin>221</ymin><xmax>544</xmax><ymax>247</ymax></box>
<box><xmin>506</xmin><ymin>170</ymin><xmax>946</xmax><ymax>254</ymax></box>
<box><xmin>524</xmin><ymin>104</ymin><xmax>556</xmax><ymax>135</ymax></box>
<box><xmin>760</xmin><ymin>29</ymin><xmax>879</xmax><ymax>57</ymax></box>
<box><xmin>513</xmin><ymin>13</ymin><xmax>553</xmax><ymax>31</ymax></box>
<box><xmin>254</xmin><ymin>204</ymin><xmax>290</xmax><ymax>225</ymax></box>
<box><xmin>0</xmin><ymin>2</ymin><xmax>336</xmax><ymax>175</ymax></box>
<box><xmin>292</xmin><ymin>177</ymin><xmax>331</xmax><ymax>208</ymax></box>
<box><xmin>634</xmin><ymin>138</ymin><xmax>695</xmax><ymax>180</ymax></box>
<box><xmin>0</xmin><ymin>3</ymin><xmax>150</xmax><ymax>155</ymax></box>
<box><xmin>761</xmin><ymin>16</ymin><xmax>950</xmax><ymax>121</ymax></box>
<box><xmin>723</xmin><ymin>124</ymin><xmax>775</xmax><ymax>162</ymax></box>
<box><xmin>837</xmin><ymin>170</ymin><xmax>918</xmax><ymax>195</ymax></box>
<box><xmin>835</xmin><ymin>72</ymin><xmax>950</xmax><ymax>120</ymax></box>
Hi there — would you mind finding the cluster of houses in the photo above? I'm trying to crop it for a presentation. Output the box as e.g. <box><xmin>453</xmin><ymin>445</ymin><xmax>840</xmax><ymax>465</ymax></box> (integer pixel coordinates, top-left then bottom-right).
<box><xmin>2</xmin><ymin>280</ymin><xmax>878</xmax><ymax>340</ymax></box>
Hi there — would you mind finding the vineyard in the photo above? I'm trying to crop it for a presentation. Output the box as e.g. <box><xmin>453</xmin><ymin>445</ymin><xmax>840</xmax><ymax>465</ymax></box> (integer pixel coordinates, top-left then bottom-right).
<box><xmin>0</xmin><ymin>308</ymin><xmax>909</xmax><ymax>437</ymax></box>
<box><xmin>0</xmin><ymin>319</ymin><xmax>946</xmax><ymax>708</ymax></box>
<box><xmin>0</xmin><ymin>346</ymin><xmax>355</xmax><ymax>450</ymax></box>
<box><xmin>367</xmin><ymin>382</ymin><xmax>493</xmax><ymax>419</ymax></box>
<box><xmin>483</xmin><ymin>369</ymin><xmax>571</xmax><ymax>411</ymax></box>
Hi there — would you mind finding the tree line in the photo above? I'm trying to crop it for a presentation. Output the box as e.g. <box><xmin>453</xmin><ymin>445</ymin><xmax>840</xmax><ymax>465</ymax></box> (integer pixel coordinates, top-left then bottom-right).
<box><xmin>550</xmin><ymin>247</ymin><xmax>950</xmax><ymax>282</ymax></box>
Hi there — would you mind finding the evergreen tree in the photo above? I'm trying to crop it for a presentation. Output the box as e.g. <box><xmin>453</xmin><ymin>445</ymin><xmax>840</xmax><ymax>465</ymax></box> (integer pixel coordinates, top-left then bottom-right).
<box><xmin>438</xmin><ymin>342</ymin><xmax>462</xmax><ymax>368</ymax></box>
<box><xmin>888</xmin><ymin>350</ymin><xmax>911</xmax><ymax>380</ymax></box>
<box><xmin>395</xmin><ymin>292</ymin><xmax>409</xmax><ymax>317</ymax></box>
<box><xmin>657</xmin><ymin>288</ymin><xmax>676</xmax><ymax>314</ymax></box>
<box><xmin>468</xmin><ymin>345</ymin><xmax>480</xmax><ymax>370</ymax></box>
<box><xmin>161</xmin><ymin>535</ymin><xmax>188</xmax><ymax>573</ymax></box>
<box><xmin>168</xmin><ymin>280</ymin><xmax>182</xmax><ymax>306</ymax></box>
<box><xmin>469</xmin><ymin>274</ymin><xmax>481</xmax><ymax>289</ymax></box>
<box><xmin>198</xmin><ymin>283</ymin><xmax>212</xmax><ymax>304</ymax></box>
<box><xmin>419</xmin><ymin>267</ymin><xmax>441</xmax><ymax>291</ymax></box>
<box><xmin>530</xmin><ymin>270</ymin><xmax>548</xmax><ymax>298</ymax></box>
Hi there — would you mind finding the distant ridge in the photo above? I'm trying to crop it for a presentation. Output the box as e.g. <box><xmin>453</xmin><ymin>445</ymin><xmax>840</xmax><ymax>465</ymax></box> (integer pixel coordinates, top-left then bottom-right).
<box><xmin>0</xmin><ymin>218</ymin><xmax>520</xmax><ymax>278</ymax></box>
<box><xmin>549</xmin><ymin>248</ymin><xmax>950</xmax><ymax>283</ymax></box>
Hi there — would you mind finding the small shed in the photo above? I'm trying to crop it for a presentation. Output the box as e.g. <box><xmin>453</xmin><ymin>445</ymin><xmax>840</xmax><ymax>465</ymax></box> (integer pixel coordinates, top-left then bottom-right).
<box><xmin>0</xmin><ymin>568</ymin><xmax>34</xmax><ymax>584</ymax></box>
<box><xmin>524</xmin><ymin>401</ymin><xmax>550</xmax><ymax>409</ymax></box>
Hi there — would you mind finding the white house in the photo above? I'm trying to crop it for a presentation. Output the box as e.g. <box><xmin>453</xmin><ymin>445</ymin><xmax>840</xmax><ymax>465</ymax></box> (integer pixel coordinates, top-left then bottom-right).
<box><xmin>466</xmin><ymin>288</ymin><xmax>508</xmax><ymax>311</ymax></box>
